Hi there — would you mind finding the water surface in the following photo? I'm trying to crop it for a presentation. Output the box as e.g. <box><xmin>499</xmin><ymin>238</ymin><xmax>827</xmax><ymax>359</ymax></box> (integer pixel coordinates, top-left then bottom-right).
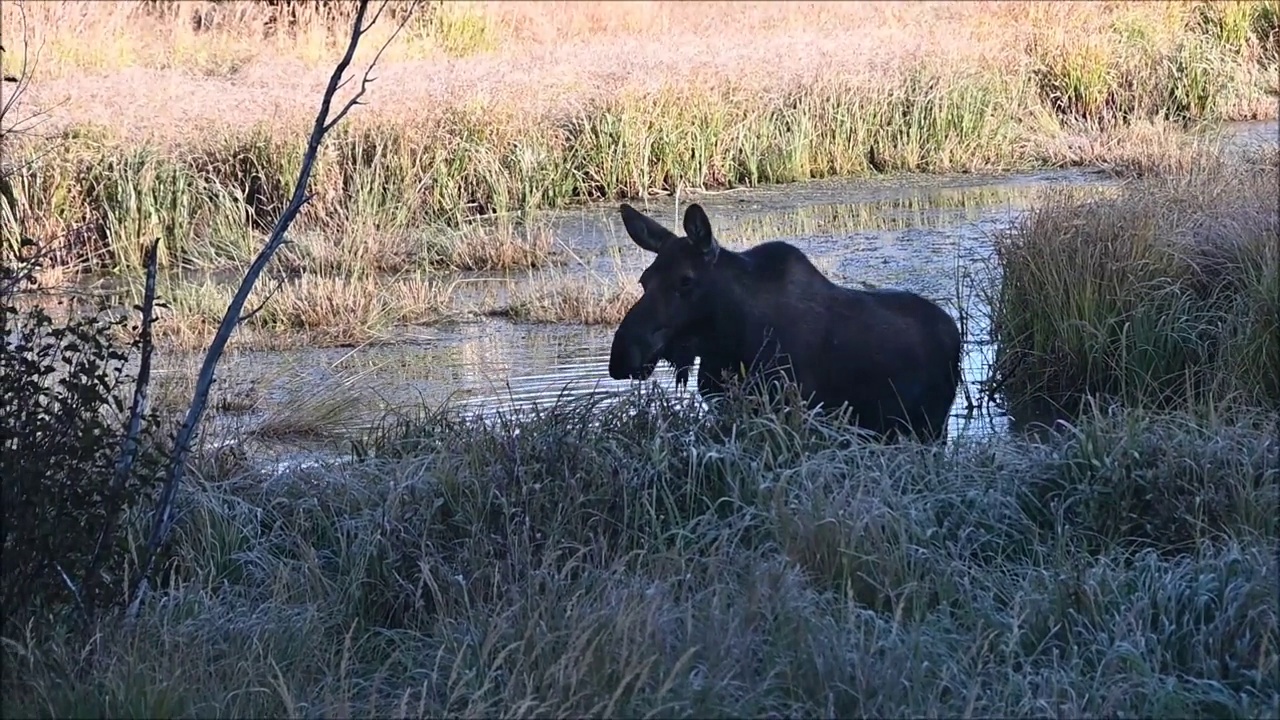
<box><xmin>166</xmin><ymin>120</ymin><xmax>1278</xmax><ymax>456</ymax></box>
<box><xmin>172</xmin><ymin>167</ymin><xmax>1114</xmax><ymax>450</ymax></box>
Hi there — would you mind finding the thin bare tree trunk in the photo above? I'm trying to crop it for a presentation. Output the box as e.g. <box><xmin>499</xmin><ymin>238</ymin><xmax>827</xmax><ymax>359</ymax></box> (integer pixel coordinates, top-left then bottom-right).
<box><xmin>81</xmin><ymin>236</ymin><xmax>161</xmax><ymax>620</ymax></box>
<box><xmin>127</xmin><ymin>0</ymin><xmax>418</xmax><ymax>622</ymax></box>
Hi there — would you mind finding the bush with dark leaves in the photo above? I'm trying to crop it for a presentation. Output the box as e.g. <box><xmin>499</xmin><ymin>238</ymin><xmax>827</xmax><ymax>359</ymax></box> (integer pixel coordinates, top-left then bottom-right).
<box><xmin>1</xmin><ymin>238</ymin><xmax>166</xmax><ymax>625</ymax></box>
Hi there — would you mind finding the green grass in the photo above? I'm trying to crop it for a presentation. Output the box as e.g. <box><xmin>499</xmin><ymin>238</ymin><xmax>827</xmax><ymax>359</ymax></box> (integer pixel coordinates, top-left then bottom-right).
<box><xmin>4</xmin><ymin>68</ymin><xmax>1033</xmax><ymax>275</ymax></box>
<box><xmin>1030</xmin><ymin>0</ymin><xmax>1280</xmax><ymax>127</ymax></box>
<box><xmin>414</xmin><ymin>0</ymin><xmax>499</xmax><ymax>58</ymax></box>
<box><xmin>984</xmin><ymin>144</ymin><xmax>1280</xmax><ymax>414</ymax></box>
<box><xmin>1194</xmin><ymin>0</ymin><xmax>1280</xmax><ymax>58</ymax></box>
<box><xmin>3</xmin><ymin>387</ymin><xmax>1276</xmax><ymax>717</ymax></box>
<box><xmin>1033</xmin><ymin>23</ymin><xmax>1239</xmax><ymax>127</ymax></box>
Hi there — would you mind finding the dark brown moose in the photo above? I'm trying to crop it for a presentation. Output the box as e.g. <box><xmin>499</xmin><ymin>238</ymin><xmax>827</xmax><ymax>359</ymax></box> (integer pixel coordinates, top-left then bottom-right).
<box><xmin>608</xmin><ymin>202</ymin><xmax>964</xmax><ymax>444</ymax></box>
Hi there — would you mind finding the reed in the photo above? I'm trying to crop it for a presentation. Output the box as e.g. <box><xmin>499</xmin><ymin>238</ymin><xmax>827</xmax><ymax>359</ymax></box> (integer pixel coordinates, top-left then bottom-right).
<box><xmin>127</xmin><ymin>270</ymin><xmax>458</xmax><ymax>350</ymax></box>
<box><xmin>3</xmin><ymin>1</ymin><xmax>1276</xmax><ymax>278</ymax></box>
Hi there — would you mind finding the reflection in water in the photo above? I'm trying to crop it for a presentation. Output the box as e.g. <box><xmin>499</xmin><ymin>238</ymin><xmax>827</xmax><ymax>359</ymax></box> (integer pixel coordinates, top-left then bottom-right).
<box><xmin>454</xmin><ymin>340</ymin><xmax>1003</xmax><ymax>441</ymax></box>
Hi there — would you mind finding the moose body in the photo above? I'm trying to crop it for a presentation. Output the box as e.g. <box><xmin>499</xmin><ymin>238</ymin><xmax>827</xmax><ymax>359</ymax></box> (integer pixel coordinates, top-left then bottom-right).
<box><xmin>608</xmin><ymin>202</ymin><xmax>963</xmax><ymax>443</ymax></box>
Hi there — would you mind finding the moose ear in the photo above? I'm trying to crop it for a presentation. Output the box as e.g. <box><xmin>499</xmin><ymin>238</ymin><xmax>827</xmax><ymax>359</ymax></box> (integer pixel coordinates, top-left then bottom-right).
<box><xmin>682</xmin><ymin>203</ymin><xmax>720</xmax><ymax>263</ymax></box>
<box><xmin>620</xmin><ymin>203</ymin><xmax>678</xmax><ymax>254</ymax></box>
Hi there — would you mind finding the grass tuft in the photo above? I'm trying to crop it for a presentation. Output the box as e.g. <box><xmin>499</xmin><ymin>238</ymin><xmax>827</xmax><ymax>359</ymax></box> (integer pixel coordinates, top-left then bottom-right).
<box><xmin>134</xmin><ymin>271</ymin><xmax>457</xmax><ymax>350</ymax></box>
<box><xmin>986</xmin><ymin>144</ymin><xmax>1280</xmax><ymax>413</ymax></box>
<box><xmin>500</xmin><ymin>271</ymin><xmax>639</xmax><ymax>325</ymax></box>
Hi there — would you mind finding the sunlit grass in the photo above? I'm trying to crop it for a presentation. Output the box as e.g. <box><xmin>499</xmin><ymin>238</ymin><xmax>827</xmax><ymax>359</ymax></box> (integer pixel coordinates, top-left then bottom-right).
<box><xmin>130</xmin><ymin>271</ymin><xmax>459</xmax><ymax>350</ymax></box>
<box><xmin>4</xmin><ymin>1</ymin><xmax>1276</xmax><ymax>280</ymax></box>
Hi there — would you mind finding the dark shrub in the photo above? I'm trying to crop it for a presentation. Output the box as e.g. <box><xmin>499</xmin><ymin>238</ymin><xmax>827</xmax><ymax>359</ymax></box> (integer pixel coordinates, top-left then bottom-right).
<box><xmin>1</xmin><ymin>237</ymin><xmax>167</xmax><ymax>624</ymax></box>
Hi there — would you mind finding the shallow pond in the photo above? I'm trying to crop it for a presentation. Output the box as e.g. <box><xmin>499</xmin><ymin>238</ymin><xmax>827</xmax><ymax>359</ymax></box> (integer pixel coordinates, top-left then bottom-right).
<box><xmin>160</xmin><ymin>120</ymin><xmax>1277</xmax><ymax>456</ymax></box>
<box><xmin>168</xmin><ymin>168</ymin><xmax>1110</xmax><ymax>448</ymax></box>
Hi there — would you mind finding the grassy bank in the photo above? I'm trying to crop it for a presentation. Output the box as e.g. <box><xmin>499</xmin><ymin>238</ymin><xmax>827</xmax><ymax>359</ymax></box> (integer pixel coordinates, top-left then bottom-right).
<box><xmin>6</xmin><ymin>5</ymin><xmax>1279</xmax><ymax>710</ymax></box>
<box><xmin>3</xmin><ymin>388</ymin><xmax>1277</xmax><ymax>717</ymax></box>
<box><xmin>986</xmin><ymin>142</ymin><xmax>1280</xmax><ymax>413</ymax></box>
<box><xmin>2</xmin><ymin>1</ymin><xmax>1277</xmax><ymax>278</ymax></box>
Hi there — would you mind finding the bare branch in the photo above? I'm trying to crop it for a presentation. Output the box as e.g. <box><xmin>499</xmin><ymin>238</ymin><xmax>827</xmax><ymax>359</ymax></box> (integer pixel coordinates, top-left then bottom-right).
<box><xmin>82</xmin><ymin>236</ymin><xmax>161</xmax><ymax>617</ymax></box>
<box><xmin>0</xmin><ymin>1</ymin><xmax>58</xmax><ymax>145</ymax></box>
<box><xmin>127</xmin><ymin>0</ymin><xmax>419</xmax><ymax>621</ymax></box>
<box><xmin>238</xmin><ymin>274</ymin><xmax>286</xmax><ymax>324</ymax></box>
<box><xmin>322</xmin><ymin>1</ymin><xmax>420</xmax><ymax>135</ymax></box>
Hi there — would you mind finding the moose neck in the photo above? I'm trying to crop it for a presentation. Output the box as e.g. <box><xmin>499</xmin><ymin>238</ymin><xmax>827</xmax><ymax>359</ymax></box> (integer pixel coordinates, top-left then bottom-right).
<box><xmin>701</xmin><ymin>242</ymin><xmax>836</xmax><ymax>365</ymax></box>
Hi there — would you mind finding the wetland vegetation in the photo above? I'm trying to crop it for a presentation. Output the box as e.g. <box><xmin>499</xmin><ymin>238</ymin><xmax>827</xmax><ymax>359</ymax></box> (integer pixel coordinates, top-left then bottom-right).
<box><xmin>2</xmin><ymin>1</ymin><xmax>1278</xmax><ymax>717</ymax></box>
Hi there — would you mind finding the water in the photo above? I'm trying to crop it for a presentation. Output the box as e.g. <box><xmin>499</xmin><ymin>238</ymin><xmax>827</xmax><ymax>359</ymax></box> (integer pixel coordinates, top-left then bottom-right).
<box><xmin>159</xmin><ymin>120</ymin><xmax>1277</xmax><ymax>455</ymax></box>
<box><xmin>166</xmin><ymin>167</ymin><xmax>1112</xmax><ymax>449</ymax></box>
<box><xmin>1221</xmin><ymin>119</ymin><xmax>1280</xmax><ymax>153</ymax></box>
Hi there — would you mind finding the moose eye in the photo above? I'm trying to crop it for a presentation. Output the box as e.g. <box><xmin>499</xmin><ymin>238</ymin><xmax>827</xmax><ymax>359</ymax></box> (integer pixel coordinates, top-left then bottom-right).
<box><xmin>678</xmin><ymin>275</ymin><xmax>695</xmax><ymax>290</ymax></box>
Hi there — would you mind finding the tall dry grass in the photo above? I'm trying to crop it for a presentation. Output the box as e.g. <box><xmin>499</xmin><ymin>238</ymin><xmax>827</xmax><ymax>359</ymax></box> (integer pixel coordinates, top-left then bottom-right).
<box><xmin>985</xmin><ymin>142</ymin><xmax>1280</xmax><ymax>414</ymax></box>
<box><xmin>2</xmin><ymin>1</ymin><xmax>1277</xmax><ymax>279</ymax></box>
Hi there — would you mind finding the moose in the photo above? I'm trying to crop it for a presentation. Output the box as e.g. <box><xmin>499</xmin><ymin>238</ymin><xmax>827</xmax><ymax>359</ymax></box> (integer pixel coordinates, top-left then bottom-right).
<box><xmin>608</xmin><ymin>202</ymin><xmax>964</xmax><ymax>444</ymax></box>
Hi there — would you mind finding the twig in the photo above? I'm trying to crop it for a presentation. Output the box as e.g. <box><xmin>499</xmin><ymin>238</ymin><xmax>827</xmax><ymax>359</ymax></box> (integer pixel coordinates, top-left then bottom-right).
<box><xmin>0</xmin><ymin>2</ymin><xmax>61</xmax><ymax>147</ymax></box>
<box><xmin>1</xmin><ymin>0</ymin><xmax>71</xmax><ymax>258</ymax></box>
<box><xmin>239</xmin><ymin>275</ymin><xmax>286</xmax><ymax>324</ymax></box>
<box><xmin>127</xmin><ymin>0</ymin><xmax>420</xmax><ymax>624</ymax></box>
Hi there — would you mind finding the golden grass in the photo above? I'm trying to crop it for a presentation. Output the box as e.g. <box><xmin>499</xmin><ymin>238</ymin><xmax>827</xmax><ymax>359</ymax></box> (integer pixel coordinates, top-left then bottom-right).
<box><xmin>501</xmin><ymin>271</ymin><xmax>640</xmax><ymax>326</ymax></box>
<box><xmin>429</xmin><ymin>221</ymin><xmax>555</xmax><ymax>271</ymax></box>
<box><xmin>135</xmin><ymin>271</ymin><xmax>459</xmax><ymax>350</ymax></box>
<box><xmin>3</xmin><ymin>2</ymin><xmax>1276</xmax><ymax>277</ymax></box>
<box><xmin>4</xmin><ymin>1</ymin><xmax>1275</xmax><ymax>138</ymax></box>
<box><xmin>2</xmin><ymin>0</ymin><xmax>1277</xmax><ymax>349</ymax></box>
<box><xmin>1036</xmin><ymin>119</ymin><xmax>1234</xmax><ymax>177</ymax></box>
<box><xmin>273</xmin><ymin>219</ymin><xmax>556</xmax><ymax>275</ymax></box>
